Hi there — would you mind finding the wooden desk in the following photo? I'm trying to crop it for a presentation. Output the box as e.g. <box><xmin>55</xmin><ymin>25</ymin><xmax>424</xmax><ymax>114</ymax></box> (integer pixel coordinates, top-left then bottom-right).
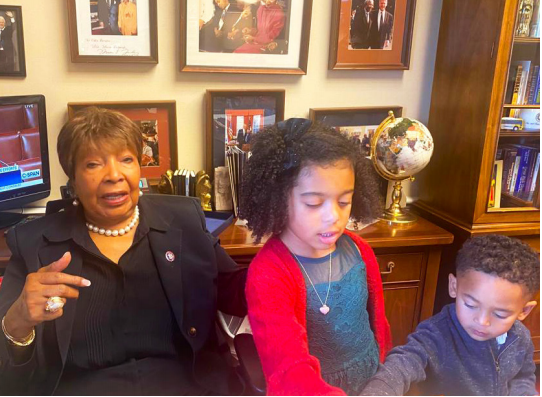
<box><xmin>219</xmin><ymin>217</ymin><xmax>454</xmax><ymax>347</ymax></box>
<box><xmin>0</xmin><ymin>216</ymin><xmax>454</xmax><ymax>347</ymax></box>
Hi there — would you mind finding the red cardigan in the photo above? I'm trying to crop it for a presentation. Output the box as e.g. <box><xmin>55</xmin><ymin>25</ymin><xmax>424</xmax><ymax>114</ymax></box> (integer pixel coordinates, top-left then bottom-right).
<box><xmin>246</xmin><ymin>230</ymin><xmax>392</xmax><ymax>396</ymax></box>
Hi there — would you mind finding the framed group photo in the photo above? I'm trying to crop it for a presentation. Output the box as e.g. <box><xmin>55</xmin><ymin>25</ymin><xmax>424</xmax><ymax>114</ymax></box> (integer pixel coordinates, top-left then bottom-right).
<box><xmin>67</xmin><ymin>0</ymin><xmax>158</xmax><ymax>63</ymax></box>
<box><xmin>0</xmin><ymin>6</ymin><xmax>26</xmax><ymax>77</ymax></box>
<box><xmin>309</xmin><ymin>106</ymin><xmax>403</xmax><ymax>156</ymax></box>
<box><xmin>181</xmin><ymin>0</ymin><xmax>313</xmax><ymax>74</ymax></box>
<box><xmin>67</xmin><ymin>101</ymin><xmax>177</xmax><ymax>180</ymax></box>
<box><xmin>329</xmin><ymin>0</ymin><xmax>416</xmax><ymax>70</ymax></box>
<box><xmin>206</xmin><ymin>90</ymin><xmax>285</xmax><ymax>175</ymax></box>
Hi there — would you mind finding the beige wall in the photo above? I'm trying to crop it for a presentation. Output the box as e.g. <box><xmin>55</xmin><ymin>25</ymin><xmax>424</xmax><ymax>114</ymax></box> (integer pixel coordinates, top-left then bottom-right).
<box><xmin>1</xmin><ymin>0</ymin><xmax>442</xmax><ymax>204</ymax></box>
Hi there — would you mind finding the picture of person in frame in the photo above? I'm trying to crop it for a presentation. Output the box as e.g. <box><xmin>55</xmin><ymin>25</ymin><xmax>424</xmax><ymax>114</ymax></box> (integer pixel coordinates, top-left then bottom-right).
<box><xmin>199</xmin><ymin>0</ymin><xmax>290</xmax><ymax>54</ymax></box>
<box><xmin>349</xmin><ymin>0</ymin><xmax>394</xmax><ymax>50</ymax></box>
<box><xmin>350</xmin><ymin>0</ymin><xmax>374</xmax><ymax>49</ymax></box>
<box><xmin>118</xmin><ymin>0</ymin><xmax>138</xmax><ymax>36</ymax></box>
<box><xmin>0</xmin><ymin>12</ymin><xmax>16</xmax><ymax>72</ymax></box>
<box><xmin>91</xmin><ymin>0</ymin><xmax>121</xmax><ymax>35</ymax></box>
<box><xmin>138</xmin><ymin>120</ymin><xmax>159</xmax><ymax>167</ymax></box>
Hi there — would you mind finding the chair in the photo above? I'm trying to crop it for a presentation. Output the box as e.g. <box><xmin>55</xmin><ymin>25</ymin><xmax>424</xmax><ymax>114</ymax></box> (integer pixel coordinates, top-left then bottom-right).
<box><xmin>217</xmin><ymin>312</ymin><xmax>266</xmax><ymax>395</ymax></box>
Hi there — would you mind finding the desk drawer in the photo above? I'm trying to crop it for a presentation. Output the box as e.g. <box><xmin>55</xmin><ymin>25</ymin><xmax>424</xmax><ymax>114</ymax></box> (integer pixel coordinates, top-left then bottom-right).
<box><xmin>376</xmin><ymin>253</ymin><xmax>424</xmax><ymax>283</ymax></box>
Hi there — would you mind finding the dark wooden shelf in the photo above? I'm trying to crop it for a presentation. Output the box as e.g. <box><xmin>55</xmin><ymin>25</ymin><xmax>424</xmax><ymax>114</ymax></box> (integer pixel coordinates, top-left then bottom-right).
<box><xmin>513</xmin><ymin>36</ymin><xmax>541</xmax><ymax>44</ymax></box>
<box><xmin>499</xmin><ymin>130</ymin><xmax>540</xmax><ymax>137</ymax></box>
<box><xmin>501</xmin><ymin>191</ymin><xmax>536</xmax><ymax>207</ymax></box>
<box><xmin>503</xmin><ymin>104</ymin><xmax>540</xmax><ymax>109</ymax></box>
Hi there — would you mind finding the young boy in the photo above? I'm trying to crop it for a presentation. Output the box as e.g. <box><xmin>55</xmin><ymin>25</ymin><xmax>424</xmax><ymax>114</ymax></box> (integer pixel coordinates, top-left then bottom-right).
<box><xmin>362</xmin><ymin>234</ymin><xmax>539</xmax><ymax>396</ymax></box>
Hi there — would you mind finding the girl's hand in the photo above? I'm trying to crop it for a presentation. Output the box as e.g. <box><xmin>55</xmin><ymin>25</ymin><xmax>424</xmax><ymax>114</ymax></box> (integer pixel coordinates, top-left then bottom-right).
<box><xmin>4</xmin><ymin>252</ymin><xmax>91</xmax><ymax>339</ymax></box>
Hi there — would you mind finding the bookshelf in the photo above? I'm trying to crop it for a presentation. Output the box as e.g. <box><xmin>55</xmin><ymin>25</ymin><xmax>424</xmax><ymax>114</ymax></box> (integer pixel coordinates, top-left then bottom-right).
<box><xmin>413</xmin><ymin>0</ymin><xmax>540</xmax><ymax>361</ymax></box>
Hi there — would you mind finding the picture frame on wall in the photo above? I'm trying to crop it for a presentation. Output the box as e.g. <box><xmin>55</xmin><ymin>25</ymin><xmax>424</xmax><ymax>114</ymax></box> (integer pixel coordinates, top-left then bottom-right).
<box><xmin>206</xmin><ymin>90</ymin><xmax>285</xmax><ymax>175</ymax></box>
<box><xmin>67</xmin><ymin>101</ymin><xmax>177</xmax><ymax>180</ymax></box>
<box><xmin>181</xmin><ymin>0</ymin><xmax>312</xmax><ymax>74</ymax></box>
<box><xmin>67</xmin><ymin>0</ymin><xmax>158</xmax><ymax>63</ymax></box>
<box><xmin>309</xmin><ymin>106</ymin><xmax>403</xmax><ymax>206</ymax></box>
<box><xmin>0</xmin><ymin>6</ymin><xmax>26</xmax><ymax>77</ymax></box>
<box><xmin>329</xmin><ymin>0</ymin><xmax>416</xmax><ymax>70</ymax></box>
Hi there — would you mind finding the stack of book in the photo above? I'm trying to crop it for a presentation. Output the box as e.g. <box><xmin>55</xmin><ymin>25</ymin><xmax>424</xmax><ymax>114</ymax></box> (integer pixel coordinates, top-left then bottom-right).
<box><xmin>492</xmin><ymin>145</ymin><xmax>540</xmax><ymax>207</ymax></box>
<box><xmin>171</xmin><ymin>169</ymin><xmax>197</xmax><ymax>196</ymax></box>
<box><xmin>225</xmin><ymin>146</ymin><xmax>248</xmax><ymax>217</ymax></box>
<box><xmin>507</xmin><ymin>61</ymin><xmax>540</xmax><ymax>117</ymax></box>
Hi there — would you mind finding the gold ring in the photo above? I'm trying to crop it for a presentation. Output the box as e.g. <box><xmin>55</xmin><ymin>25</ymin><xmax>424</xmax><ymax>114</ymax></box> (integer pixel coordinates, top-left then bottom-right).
<box><xmin>45</xmin><ymin>296</ymin><xmax>64</xmax><ymax>313</ymax></box>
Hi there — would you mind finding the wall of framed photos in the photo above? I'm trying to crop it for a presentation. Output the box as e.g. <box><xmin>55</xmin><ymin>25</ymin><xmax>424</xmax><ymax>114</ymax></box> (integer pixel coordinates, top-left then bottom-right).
<box><xmin>0</xmin><ymin>0</ymin><xmax>443</xmax><ymax>201</ymax></box>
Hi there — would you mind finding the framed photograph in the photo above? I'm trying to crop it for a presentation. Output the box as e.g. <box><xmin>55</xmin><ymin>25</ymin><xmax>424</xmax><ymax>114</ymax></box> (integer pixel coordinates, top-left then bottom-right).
<box><xmin>67</xmin><ymin>0</ymin><xmax>158</xmax><ymax>63</ymax></box>
<box><xmin>181</xmin><ymin>0</ymin><xmax>312</xmax><ymax>74</ymax></box>
<box><xmin>310</xmin><ymin>106</ymin><xmax>403</xmax><ymax>155</ymax></box>
<box><xmin>67</xmin><ymin>101</ymin><xmax>177</xmax><ymax>180</ymax></box>
<box><xmin>310</xmin><ymin>106</ymin><xmax>403</xmax><ymax>206</ymax></box>
<box><xmin>206</xmin><ymin>90</ymin><xmax>285</xmax><ymax>174</ymax></box>
<box><xmin>0</xmin><ymin>6</ymin><xmax>26</xmax><ymax>77</ymax></box>
<box><xmin>329</xmin><ymin>0</ymin><xmax>416</xmax><ymax>70</ymax></box>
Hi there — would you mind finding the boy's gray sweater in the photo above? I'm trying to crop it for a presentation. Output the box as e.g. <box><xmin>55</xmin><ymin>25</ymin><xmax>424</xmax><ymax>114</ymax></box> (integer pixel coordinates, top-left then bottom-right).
<box><xmin>362</xmin><ymin>304</ymin><xmax>536</xmax><ymax>396</ymax></box>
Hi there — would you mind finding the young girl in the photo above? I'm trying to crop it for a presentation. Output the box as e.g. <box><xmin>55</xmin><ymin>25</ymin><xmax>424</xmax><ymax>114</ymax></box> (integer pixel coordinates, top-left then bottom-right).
<box><xmin>240</xmin><ymin>118</ymin><xmax>392</xmax><ymax>395</ymax></box>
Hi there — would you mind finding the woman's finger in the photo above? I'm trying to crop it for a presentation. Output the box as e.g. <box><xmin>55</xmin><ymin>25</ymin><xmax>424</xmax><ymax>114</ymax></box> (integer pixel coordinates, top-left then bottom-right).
<box><xmin>36</xmin><ymin>272</ymin><xmax>91</xmax><ymax>288</ymax></box>
<box><xmin>38</xmin><ymin>252</ymin><xmax>72</xmax><ymax>273</ymax></box>
<box><xmin>40</xmin><ymin>285</ymin><xmax>80</xmax><ymax>300</ymax></box>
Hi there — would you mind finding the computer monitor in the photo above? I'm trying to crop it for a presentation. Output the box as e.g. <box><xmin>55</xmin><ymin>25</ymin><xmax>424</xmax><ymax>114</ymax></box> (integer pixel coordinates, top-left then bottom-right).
<box><xmin>0</xmin><ymin>95</ymin><xmax>50</xmax><ymax>227</ymax></box>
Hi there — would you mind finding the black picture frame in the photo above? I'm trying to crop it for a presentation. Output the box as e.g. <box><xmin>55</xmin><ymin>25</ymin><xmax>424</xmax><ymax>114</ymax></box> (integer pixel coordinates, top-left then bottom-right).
<box><xmin>0</xmin><ymin>6</ymin><xmax>26</xmax><ymax>77</ymax></box>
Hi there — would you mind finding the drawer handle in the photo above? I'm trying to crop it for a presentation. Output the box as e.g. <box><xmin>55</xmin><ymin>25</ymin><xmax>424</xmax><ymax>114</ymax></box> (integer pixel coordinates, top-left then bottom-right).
<box><xmin>380</xmin><ymin>261</ymin><xmax>395</xmax><ymax>275</ymax></box>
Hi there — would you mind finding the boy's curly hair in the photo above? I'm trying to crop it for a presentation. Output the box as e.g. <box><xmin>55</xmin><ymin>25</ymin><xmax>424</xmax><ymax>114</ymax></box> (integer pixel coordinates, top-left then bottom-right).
<box><xmin>239</xmin><ymin>119</ymin><xmax>383</xmax><ymax>242</ymax></box>
<box><xmin>456</xmin><ymin>234</ymin><xmax>540</xmax><ymax>295</ymax></box>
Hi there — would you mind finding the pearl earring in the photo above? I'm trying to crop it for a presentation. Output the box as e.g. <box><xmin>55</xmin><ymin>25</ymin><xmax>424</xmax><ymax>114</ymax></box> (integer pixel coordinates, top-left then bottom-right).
<box><xmin>72</xmin><ymin>198</ymin><xmax>79</xmax><ymax>206</ymax></box>
<box><xmin>139</xmin><ymin>190</ymin><xmax>143</xmax><ymax>197</ymax></box>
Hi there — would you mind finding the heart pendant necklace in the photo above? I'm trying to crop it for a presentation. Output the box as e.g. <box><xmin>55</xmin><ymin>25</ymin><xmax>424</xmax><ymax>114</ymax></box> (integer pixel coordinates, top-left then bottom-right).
<box><xmin>292</xmin><ymin>250</ymin><xmax>332</xmax><ymax>315</ymax></box>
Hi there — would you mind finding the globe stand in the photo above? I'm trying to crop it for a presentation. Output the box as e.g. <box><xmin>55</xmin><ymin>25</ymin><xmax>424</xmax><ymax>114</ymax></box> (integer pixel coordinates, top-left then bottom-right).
<box><xmin>380</xmin><ymin>180</ymin><xmax>417</xmax><ymax>224</ymax></box>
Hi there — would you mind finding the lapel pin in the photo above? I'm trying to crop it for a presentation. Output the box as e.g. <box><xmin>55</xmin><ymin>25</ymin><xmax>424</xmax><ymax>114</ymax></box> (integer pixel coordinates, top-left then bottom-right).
<box><xmin>165</xmin><ymin>251</ymin><xmax>175</xmax><ymax>262</ymax></box>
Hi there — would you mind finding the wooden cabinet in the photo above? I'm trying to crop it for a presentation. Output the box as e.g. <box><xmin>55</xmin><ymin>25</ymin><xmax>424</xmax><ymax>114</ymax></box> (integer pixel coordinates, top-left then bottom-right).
<box><xmin>219</xmin><ymin>216</ymin><xmax>453</xmax><ymax>347</ymax></box>
<box><xmin>413</xmin><ymin>0</ymin><xmax>540</xmax><ymax>361</ymax></box>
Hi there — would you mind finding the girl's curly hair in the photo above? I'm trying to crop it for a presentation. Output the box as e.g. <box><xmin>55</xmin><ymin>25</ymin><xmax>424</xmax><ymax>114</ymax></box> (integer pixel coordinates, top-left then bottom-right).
<box><xmin>239</xmin><ymin>119</ymin><xmax>383</xmax><ymax>242</ymax></box>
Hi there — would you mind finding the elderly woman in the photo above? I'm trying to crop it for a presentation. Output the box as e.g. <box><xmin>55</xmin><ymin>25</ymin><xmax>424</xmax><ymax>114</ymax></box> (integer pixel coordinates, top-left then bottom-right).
<box><xmin>0</xmin><ymin>108</ymin><xmax>247</xmax><ymax>395</ymax></box>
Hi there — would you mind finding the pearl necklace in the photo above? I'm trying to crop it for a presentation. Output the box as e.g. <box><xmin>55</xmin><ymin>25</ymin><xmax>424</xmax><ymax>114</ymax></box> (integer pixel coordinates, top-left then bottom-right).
<box><xmin>86</xmin><ymin>206</ymin><xmax>139</xmax><ymax>237</ymax></box>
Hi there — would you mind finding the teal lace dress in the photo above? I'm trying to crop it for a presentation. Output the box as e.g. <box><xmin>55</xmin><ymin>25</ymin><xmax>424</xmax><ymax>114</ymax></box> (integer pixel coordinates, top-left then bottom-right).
<box><xmin>294</xmin><ymin>235</ymin><xmax>380</xmax><ymax>395</ymax></box>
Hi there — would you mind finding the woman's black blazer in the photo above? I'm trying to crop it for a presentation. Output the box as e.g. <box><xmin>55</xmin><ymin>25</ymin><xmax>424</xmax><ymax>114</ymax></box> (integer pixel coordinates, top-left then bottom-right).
<box><xmin>0</xmin><ymin>194</ymin><xmax>247</xmax><ymax>395</ymax></box>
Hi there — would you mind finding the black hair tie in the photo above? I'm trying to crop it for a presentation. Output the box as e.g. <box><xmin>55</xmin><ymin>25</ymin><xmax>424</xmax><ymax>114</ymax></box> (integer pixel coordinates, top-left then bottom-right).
<box><xmin>278</xmin><ymin>118</ymin><xmax>312</xmax><ymax>171</ymax></box>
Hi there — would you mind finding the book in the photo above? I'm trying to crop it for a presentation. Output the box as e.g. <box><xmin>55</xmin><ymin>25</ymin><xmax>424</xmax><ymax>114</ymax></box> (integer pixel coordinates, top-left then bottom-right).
<box><xmin>514</xmin><ymin>147</ymin><xmax>534</xmax><ymax>193</ymax></box>
<box><xmin>188</xmin><ymin>170</ymin><xmax>196</xmax><ymax>197</ymax></box>
<box><xmin>509</xmin><ymin>153</ymin><xmax>522</xmax><ymax>193</ymax></box>
<box><xmin>524</xmin><ymin>151</ymin><xmax>540</xmax><ymax>193</ymax></box>
<box><xmin>526</xmin><ymin>65</ymin><xmax>539</xmax><ymax>104</ymax></box>
<box><xmin>172</xmin><ymin>169</ymin><xmax>180</xmax><ymax>195</ymax></box>
<box><xmin>529</xmin><ymin>152</ymin><xmax>540</xmax><ymax>193</ymax></box>
<box><xmin>503</xmin><ymin>147</ymin><xmax>519</xmax><ymax>192</ymax></box>
<box><xmin>489</xmin><ymin>160</ymin><xmax>504</xmax><ymax>208</ymax></box>
<box><xmin>511</xmin><ymin>64</ymin><xmax>524</xmax><ymax>106</ymax></box>
<box><xmin>530</xmin><ymin>0</ymin><xmax>540</xmax><ymax>38</ymax></box>
<box><xmin>517</xmin><ymin>61</ymin><xmax>531</xmax><ymax>106</ymax></box>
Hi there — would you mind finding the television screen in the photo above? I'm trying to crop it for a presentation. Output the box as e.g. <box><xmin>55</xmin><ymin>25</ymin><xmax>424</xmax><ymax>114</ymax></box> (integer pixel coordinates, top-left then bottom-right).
<box><xmin>0</xmin><ymin>95</ymin><xmax>50</xmax><ymax>211</ymax></box>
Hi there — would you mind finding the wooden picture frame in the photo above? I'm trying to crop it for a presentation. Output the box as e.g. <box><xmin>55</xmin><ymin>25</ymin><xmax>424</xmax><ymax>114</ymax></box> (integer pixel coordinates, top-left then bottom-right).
<box><xmin>329</xmin><ymin>0</ymin><xmax>416</xmax><ymax>70</ymax></box>
<box><xmin>67</xmin><ymin>101</ymin><xmax>177</xmax><ymax>180</ymax></box>
<box><xmin>181</xmin><ymin>0</ymin><xmax>312</xmax><ymax>74</ymax></box>
<box><xmin>67</xmin><ymin>0</ymin><xmax>158</xmax><ymax>63</ymax></box>
<box><xmin>206</xmin><ymin>90</ymin><xmax>285</xmax><ymax>175</ymax></box>
<box><xmin>0</xmin><ymin>6</ymin><xmax>26</xmax><ymax>77</ymax></box>
<box><xmin>310</xmin><ymin>106</ymin><xmax>403</xmax><ymax>155</ymax></box>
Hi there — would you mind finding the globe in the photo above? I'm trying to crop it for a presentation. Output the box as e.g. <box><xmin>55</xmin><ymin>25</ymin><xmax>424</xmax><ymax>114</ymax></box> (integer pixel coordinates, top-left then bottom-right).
<box><xmin>372</xmin><ymin>117</ymin><xmax>434</xmax><ymax>181</ymax></box>
<box><xmin>369</xmin><ymin>112</ymin><xmax>434</xmax><ymax>224</ymax></box>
